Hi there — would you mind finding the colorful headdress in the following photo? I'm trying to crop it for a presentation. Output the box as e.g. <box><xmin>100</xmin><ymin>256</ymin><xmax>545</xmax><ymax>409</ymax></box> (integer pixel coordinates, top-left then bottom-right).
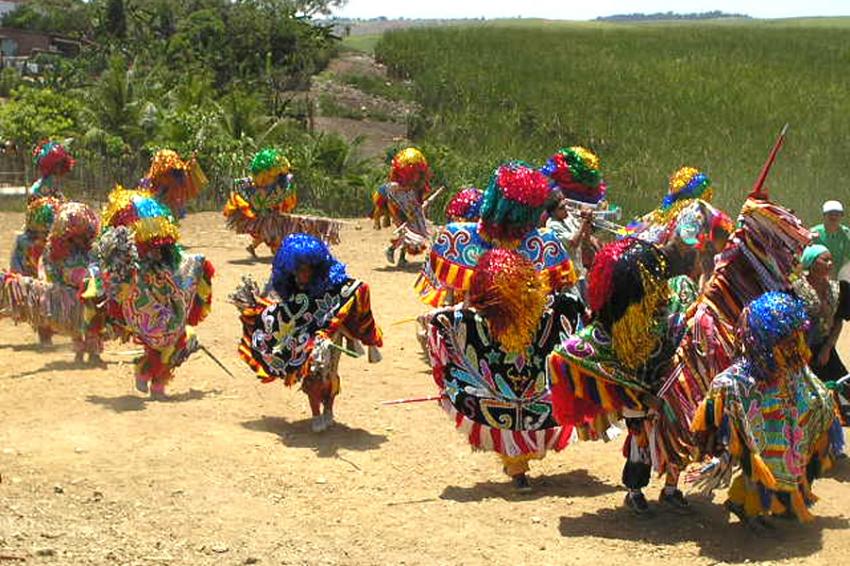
<box><xmin>102</xmin><ymin>187</ymin><xmax>180</xmax><ymax>256</ymax></box>
<box><xmin>33</xmin><ymin>140</ymin><xmax>75</xmax><ymax>178</ymax></box>
<box><xmin>663</xmin><ymin>166</ymin><xmax>712</xmax><ymax>210</ymax></box>
<box><xmin>468</xmin><ymin>248</ymin><xmax>548</xmax><ymax>354</ymax></box>
<box><xmin>25</xmin><ymin>196</ymin><xmax>60</xmax><ymax>233</ymax></box>
<box><xmin>145</xmin><ymin>149</ymin><xmax>208</xmax><ymax>210</ymax></box>
<box><xmin>587</xmin><ymin>238</ymin><xmax>670</xmax><ymax>370</ymax></box>
<box><xmin>272</xmin><ymin>233</ymin><xmax>347</xmax><ymax>299</ymax></box>
<box><xmin>444</xmin><ymin>187</ymin><xmax>483</xmax><ymax>221</ymax></box>
<box><xmin>250</xmin><ymin>148</ymin><xmax>293</xmax><ymax>189</ymax></box>
<box><xmin>540</xmin><ymin>146</ymin><xmax>607</xmax><ymax>204</ymax></box>
<box><xmin>46</xmin><ymin>202</ymin><xmax>100</xmax><ymax>262</ymax></box>
<box><xmin>479</xmin><ymin>161</ymin><xmax>551</xmax><ymax>244</ymax></box>
<box><xmin>739</xmin><ymin>291</ymin><xmax>810</xmax><ymax>377</ymax></box>
<box><xmin>389</xmin><ymin>147</ymin><xmax>431</xmax><ymax>190</ymax></box>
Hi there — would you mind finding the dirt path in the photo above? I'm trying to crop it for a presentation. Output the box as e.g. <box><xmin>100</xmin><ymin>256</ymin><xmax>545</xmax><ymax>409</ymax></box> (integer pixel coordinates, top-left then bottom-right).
<box><xmin>309</xmin><ymin>51</ymin><xmax>411</xmax><ymax>161</ymax></box>
<box><xmin>0</xmin><ymin>212</ymin><xmax>848</xmax><ymax>565</ymax></box>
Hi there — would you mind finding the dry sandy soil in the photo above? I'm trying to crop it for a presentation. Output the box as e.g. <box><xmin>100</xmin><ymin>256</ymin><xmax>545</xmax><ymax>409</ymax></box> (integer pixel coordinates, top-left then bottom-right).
<box><xmin>0</xmin><ymin>212</ymin><xmax>848</xmax><ymax>565</ymax></box>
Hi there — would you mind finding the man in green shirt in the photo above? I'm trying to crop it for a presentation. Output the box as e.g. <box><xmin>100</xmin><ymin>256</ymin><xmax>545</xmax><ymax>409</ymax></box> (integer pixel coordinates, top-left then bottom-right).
<box><xmin>812</xmin><ymin>200</ymin><xmax>850</xmax><ymax>279</ymax></box>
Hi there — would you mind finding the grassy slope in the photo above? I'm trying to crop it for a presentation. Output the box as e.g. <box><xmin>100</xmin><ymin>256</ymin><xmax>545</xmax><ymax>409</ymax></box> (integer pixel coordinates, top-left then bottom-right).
<box><xmin>375</xmin><ymin>17</ymin><xmax>850</xmax><ymax>223</ymax></box>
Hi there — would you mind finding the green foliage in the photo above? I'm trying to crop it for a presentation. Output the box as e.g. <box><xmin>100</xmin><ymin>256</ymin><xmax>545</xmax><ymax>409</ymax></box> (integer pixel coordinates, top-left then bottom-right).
<box><xmin>0</xmin><ymin>0</ymin><xmax>382</xmax><ymax>215</ymax></box>
<box><xmin>341</xmin><ymin>74</ymin><xmax>413</xmax><ymax>102</ymax></box>
<box><xmin>0</xmin><ymin>67</ymin><xmax>21</xmax><ymax>97</ymax></box>
<box><xmin>376</xmin><ymin>21</ymin><xmax>850</xmax><ymax>224</ymax></box>
<box><xmin>0</xmin><ymin>86</ymin><xmax>81</xmax><ymax>147</ymax></box>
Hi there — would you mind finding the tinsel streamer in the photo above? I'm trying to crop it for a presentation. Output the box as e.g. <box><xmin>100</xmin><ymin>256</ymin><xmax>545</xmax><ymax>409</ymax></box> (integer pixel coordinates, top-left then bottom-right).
<box><xmin>272</xmin><ymin>233</ymin><xmax>348</xmax><ymax>299</ymax></box>
<box><xmin>102</xmin><ymin>187</ymin><xmax>180</xmax><ymax>253</ymax></box>
<box><xmin>25</xmin><ymin>196</ymin><xmax>61</xmax><ymax>232</ymax></box>
<box><xmin>45</xmin><ymin>202</ymin><xmax>100</xmax><ymax>263</ymax></box>
<box><xmin>93</xmin><ymin>227</ymin><xmax>140</xmax><ymax>288</ymax></box>
<box><xmin>389</xmin><ymin>147</ymin><xmax>431</xmax><ymax>189</ymax></box>
<box><xmin>251</xmin><ymin>148</ymin><xmax>292</xmax><ymax>188</ymax></box>
<box><xmin>468</xmin><ymin>248</ymin><xmax>548</xmax><ymax>354</ymax></box>
<box><xmin>479</xmin><ymin>161</ymin><xmax>551</xmax><ymax>244</ymax></box>
<box><xmin>663</xmin><ymin>167</ymin><xmax>712</xmax><ymax>210</ymax></box>
<box><xmin>444</xmin><ymin>187</ymin><xmax>483</xmax><ymax>221</ymax></box>
<box><xmin>33</xmin><ymin>140</ymin><xmax>75</xmax><ymax>177</ymax></box>
<box><xmin>541</xmin><ymin>146</ymin><xmax>607</xmax><ymax>204</ymax></box>
<box><xmin>738</xmin><ymin>292</ymin><xmax>810</xmax><ymax>378</ymax></box>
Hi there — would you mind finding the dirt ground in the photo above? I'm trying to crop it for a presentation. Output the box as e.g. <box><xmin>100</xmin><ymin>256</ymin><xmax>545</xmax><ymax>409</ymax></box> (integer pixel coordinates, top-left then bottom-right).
<box><xmin>0</xmin><ymin>211</ymin><xmax>848</xmax><ymax>565</ymax></box>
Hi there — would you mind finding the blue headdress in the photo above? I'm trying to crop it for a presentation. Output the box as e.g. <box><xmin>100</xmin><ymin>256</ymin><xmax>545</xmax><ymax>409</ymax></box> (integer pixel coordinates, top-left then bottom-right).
<box><xmin>739</xmin><ymin>291</ymin><xmax>810</xmax><ymax>377</ymax></box>
<box><xmin>272</xmin><ymin>233</ymin><xmax>348</xmax><ymax>298</ymax></box>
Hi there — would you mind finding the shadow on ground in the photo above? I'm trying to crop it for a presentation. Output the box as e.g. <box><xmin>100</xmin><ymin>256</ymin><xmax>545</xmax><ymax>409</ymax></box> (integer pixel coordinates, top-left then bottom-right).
<box><xmin>373</xmin><ymin>261</ymin><xmax>424</xmax><ymax>274</ymax></box>
<box><xmin>3</xmin><ymin>359</ymin><xmax>115</xmax><ymax>379</ymax></box>
<box><xmin>558</xmin><ymin>497</ymin><xmax>849</xmax><ymax>563</ymax></box>
<box><xmin>241</xmin><ymin>415</ymin><xmax>387</xmax><ymax>457</ymax></box>
<box><xmin>86</xmin><ymin>388</ymin><xmax>222</xmax><ymax>412</ymax></box>
<box><xmin>441</xmin><ymin>469</ymin><xmax>620</xmax><ymax>503</ymax></box>
<box><xmin>228</xmin><ymin>256</ymin><xmax>273</xmax><ymax>266</ymax></box>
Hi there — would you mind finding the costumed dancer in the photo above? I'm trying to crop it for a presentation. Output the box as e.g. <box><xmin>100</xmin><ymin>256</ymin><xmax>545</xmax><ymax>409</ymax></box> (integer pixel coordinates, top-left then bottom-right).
<box><xmin>541</xmin><ymin>147</ymin><xmax>609</xmax><ymax>298</ymax></box>
<box><xmin>41</xmin><ymin>202</ymin><xmax>104</xmax><ymax>364</ymax></box>
<box><xmin>426</xmin><ymin>248</ymin><xmax>580</xmax><ymax>491</ymax></box>
<box><xmin>224</xmin><ymin>148</ymin><xmax>341</xmax><ymax>258</ymax></box>
<box><xmin>414</xmin><ymin>161</ymin><xmax>578</xmax><ymax>308</ymax></box>
<box><xmin>690</xmin><ymin>292</ymin><xmax>841</xmax><ymax>530</ymax></box>
<box><xmin>8</xmin><ymin>197</ymin><xmax>61</xmax><ymax>345</ymax></box>
<box><xmin>413</xmin><ymin>187</ymin><xmax>483</xmax><ymax>310</ymax></box>
<box><xmin>372</xmin><ymin>147</ymin><xmax>433</xmax><ymax>266</ymax></box>
<box><xmin>232</xmin><ymin>233</ymin><xmax>382</xmax><ymax>433</ymax></box>
<box><xmin>625</xmin><ymin>166</ymin><xmax>733</xmax><ymax>288</ymax></box>
<box><xmin>793</xmin><ymin>244</ymin><xmax>850</xmax><ymax>423</ymax></box>
<box><xmin>138</xmin><ymin>149</ymin><xmax>208</xmax><ymax>219</ymax></box>
<box><xmin>90</xmin><ymin>187</ymin><xmax>215</xmax><ymax>399</ymax></box>
<box><xmin>548</xmin><ymin>238</ymin><xmax>698</xmax><ymax>514</ymax></box>
<box><xmin>28</xmin><ymin>140</ymin><xmax>75</xmax><ymax>200</ymax></box>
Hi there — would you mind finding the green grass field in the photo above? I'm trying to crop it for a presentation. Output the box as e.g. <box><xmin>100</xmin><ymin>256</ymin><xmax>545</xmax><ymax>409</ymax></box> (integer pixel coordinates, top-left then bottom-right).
<box><xmin>375</xmin><ymin>18</ymin><xmax>850</xmax><ymax>223</ymax></box>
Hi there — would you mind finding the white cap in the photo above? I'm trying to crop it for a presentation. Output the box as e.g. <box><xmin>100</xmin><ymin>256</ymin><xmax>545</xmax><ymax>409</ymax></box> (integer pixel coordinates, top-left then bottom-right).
<box><xmin>823</xmin><ymin>200</ymin><xmax>844</xmax><ymax>214</ymax></box>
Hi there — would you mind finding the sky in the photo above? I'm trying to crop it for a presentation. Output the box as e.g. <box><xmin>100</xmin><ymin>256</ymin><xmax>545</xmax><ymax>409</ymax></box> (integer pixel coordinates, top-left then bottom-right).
<box><xmin>332</xmin><ymin>0</ymin><xmax>849</xmax><ymax>20</ymax></box>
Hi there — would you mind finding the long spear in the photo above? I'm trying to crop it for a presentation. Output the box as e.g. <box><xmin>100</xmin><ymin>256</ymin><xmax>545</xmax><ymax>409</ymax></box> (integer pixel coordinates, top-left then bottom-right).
<box><xmin>750</xmin><ymin>123</ymin><xmax>789</xmax><ymax>199</ymax></box>
<box><xmin>381</xmin><ymin>395</ymin><xmax>442</xmax><ymax>406</ymax></box>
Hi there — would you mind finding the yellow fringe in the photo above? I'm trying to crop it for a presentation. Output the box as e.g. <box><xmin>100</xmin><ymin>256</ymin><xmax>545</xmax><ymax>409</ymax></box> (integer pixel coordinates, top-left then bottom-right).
<box><xmin>750</xmin><ymin>453</ymin><xmax>778</xmax><ymax>490</ymax></box>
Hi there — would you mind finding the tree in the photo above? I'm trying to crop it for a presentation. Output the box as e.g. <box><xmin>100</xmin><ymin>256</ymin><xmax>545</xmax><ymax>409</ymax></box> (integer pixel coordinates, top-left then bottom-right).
<box><xmin>0</xmin><ymin>86</ymin><xmax>82</xmax><ymax>147</ymax></box>
<box><xmin>105</xmin><ymin>0</ymin><xmax>127</xmax><ymax>39</ymax></box>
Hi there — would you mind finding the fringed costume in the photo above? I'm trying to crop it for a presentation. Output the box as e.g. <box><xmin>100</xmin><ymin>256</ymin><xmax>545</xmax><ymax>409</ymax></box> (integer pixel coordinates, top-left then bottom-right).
<box><xmin>138</xmin><ymin>149</ymin><xmax>208</xmax><ymax>219</ymax></box>
<box><xmin>372</xmin><ymin>147</ymin><xmax>433</xmax><ymax>265</ymax></box>
<box><xmin>7</xmin><ymin>197</ymin><xmax>61</xmax><ymax>344</ymax></box>
<box><xmin>233</xmin><ymin>233</ymin><xmax>382</xmax><ymax>433</ymax></box>
<box><xmin>91</xmin><ymin>187</ymin><xmax>215</xmax><ymax>398</ymax></box>
<box><xmin>28</xmin><ymin>140</ymin><xmax>75</xmax><ymax>201</ymax></box>
<box><xmin>624</xmin><ymin>167</ymin><xmax>733</xmax><ymax>286</ymax></box>
<box><xmin>224</xmin><ymin>148</ymin><xmax>341</xmax><ymax>258</ymax></box>
<box><xmin>41</xmin><ymin>202</ymin><xmax>103</xmax><ymax>362</ymax></box>
<box><xmin>547</xmin><ymin>238</ymin><xmax>698</xmax><ymax>513</ymax></box>
<box><xmin>415</xmin><ymin>162</ymin><xmax>578</xmax><ymax>309</ymax></box>
<box><xmin>426</xmin><ymin>249</ymin><xmax>582</xmax><ymax>490</ymax></box>
<box><xmin>690</xmin><ymin>292</ymin><xmax>841</xmax><ymax>529</ymax></box>
<box><xmin>658</xmin><ymin>195</ymin><xmax>814</xmax><ymax>467</ymax></box>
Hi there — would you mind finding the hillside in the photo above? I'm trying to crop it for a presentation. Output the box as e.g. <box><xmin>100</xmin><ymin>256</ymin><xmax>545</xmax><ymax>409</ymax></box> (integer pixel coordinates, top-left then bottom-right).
<box><xmin>375</xmin><ymin>19</ymin><xmax>850</xmax><ymax>222</ymax></box>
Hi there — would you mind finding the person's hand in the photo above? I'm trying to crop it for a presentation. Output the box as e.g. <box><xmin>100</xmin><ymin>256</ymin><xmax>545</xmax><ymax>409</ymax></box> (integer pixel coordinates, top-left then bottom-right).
<box><xmin>817</xmin><ymin>345</ymin><xmax>831</xmax><ymax>368</ymax></box>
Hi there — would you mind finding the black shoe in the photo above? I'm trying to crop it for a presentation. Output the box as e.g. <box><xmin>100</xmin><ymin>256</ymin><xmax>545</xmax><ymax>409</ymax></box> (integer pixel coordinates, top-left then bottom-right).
<box><xmin>659</xmin><ymin>489</ymin><xmax>692</xmax><ymax>514</ymax></box>
<box><xmin>625</xmin><ymin>491</ymin><xmax>651</xmax><ymax>515</ymax></box>
<box><xmin>512</xmin><ymin>473</ymin><xmax>532</xmax><ymax>492</ymax></box>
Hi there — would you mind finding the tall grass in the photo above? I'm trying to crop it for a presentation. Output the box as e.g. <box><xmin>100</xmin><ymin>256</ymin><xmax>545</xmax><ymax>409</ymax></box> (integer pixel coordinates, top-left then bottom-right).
<box><xmin>376</xmin><ymin>20</ymin><xmax>850</xmax><ymax>223</ymax></box>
